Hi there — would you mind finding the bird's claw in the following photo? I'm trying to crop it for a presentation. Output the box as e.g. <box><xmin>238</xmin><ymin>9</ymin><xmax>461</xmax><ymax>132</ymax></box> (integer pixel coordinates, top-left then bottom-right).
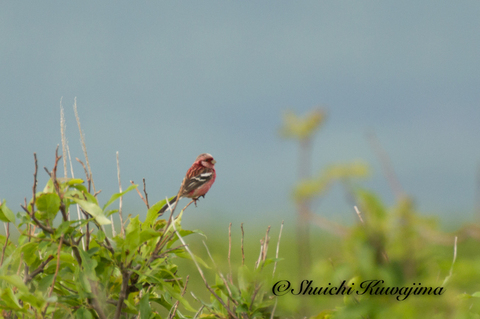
<box><xmin>193</xmin><ymin>195</ymin><xmax>206</xmax><ymax>207</ymax></box>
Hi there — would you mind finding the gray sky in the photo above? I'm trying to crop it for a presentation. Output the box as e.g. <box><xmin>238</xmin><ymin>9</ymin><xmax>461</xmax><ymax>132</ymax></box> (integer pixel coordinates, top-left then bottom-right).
<box><xmin>1</xmin><ymin>2</ymin><xmax>479</xmax><ymax>228</ymax></box>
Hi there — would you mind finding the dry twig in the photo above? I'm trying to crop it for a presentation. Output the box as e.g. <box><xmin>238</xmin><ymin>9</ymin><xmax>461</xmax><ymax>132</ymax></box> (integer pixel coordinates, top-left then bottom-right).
<box><xmin>116</xmin><ymin>152</ymin><xmax>124</xmax><ymax>237</ymax></box>
<box><xmin>143</xmin><ymin>178</ymin><xmax>150</xmax><ymax>209</ymax></box>
<box><xmin>273</xmin><ymin>220</ymin><xmax>284</xmax><ymax>277</ymax></box>
<box><xmin>131</xmin><ymin>180</ymin><xmax>148</xmax><ymax>208</ymax></box>
<box><xmin>74</xmin><ymin>98</ymin><xmax>95</xmax><ymax>192</ymax></box>
<box><xmin>60</xmin><ymin>98</ymin><xmax>68</xmax><ymax>178</ymax></box>
<box><xmin>241</xmin><ymin>223</ymin><xmax>245</xmax><ymax>266</ymax></box>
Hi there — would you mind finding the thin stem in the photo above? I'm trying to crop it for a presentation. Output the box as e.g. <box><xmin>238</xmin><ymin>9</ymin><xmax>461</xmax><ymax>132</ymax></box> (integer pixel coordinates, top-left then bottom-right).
<box><xmin>113</xmin><ymin>270</ymin><xmax>131</xmax><ymax>319</ymax></box>
<box><xmin>273</xmin><ymin>220</ymin><xmax>284</xmax><ymax>277</ymax></box>
<box><xmin>117</xmin><ymin>152</ymin><xmax>124</xmax><ymax>237</ymax></box>
<box><xmin>241</xmin><ymin>223</ymin><xmax>245</xmax><ymax>266</ymax></box>
<box><xmin>442</xmin><ymin>236</ymin><xmax>458</xmax><ymax>287</ymax></box>
<box><xmin>354</xmin><ymin>206</ymin><xmax>365</xmax><ymax>224</ymax></box>
<box><xmin>132</xmin><ymin>180</ymin><xmax>148</xmax><ymax>207</ymax></box>
<box><xmin>60</xmin><ymin>97</ymin><xmax>68</xmax><ymax>178</ymax></box>
<box><xmin>143</xmin><ymin>178</ymin><xmax>150</xmax><ymax>209</ymax></box>
<box><xmin>228</xmin><ymin>222</ymin><xmax>233</xmax><ymax>284</ymax></box>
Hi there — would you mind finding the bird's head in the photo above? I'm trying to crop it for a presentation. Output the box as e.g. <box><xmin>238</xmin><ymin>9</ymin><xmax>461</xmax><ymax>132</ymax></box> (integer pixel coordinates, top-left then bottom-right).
<box><xmin>195</xmin><ymin>153</ymin><xmax>216</xmax><ymax>168</ymax></box>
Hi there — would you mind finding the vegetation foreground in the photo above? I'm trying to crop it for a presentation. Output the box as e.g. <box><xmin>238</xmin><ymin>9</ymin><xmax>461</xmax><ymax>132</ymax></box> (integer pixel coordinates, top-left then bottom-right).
<box><xmin>1</xmin><ymin>107</ymin><xmax>480</xmax><ymax>318</ymax></box>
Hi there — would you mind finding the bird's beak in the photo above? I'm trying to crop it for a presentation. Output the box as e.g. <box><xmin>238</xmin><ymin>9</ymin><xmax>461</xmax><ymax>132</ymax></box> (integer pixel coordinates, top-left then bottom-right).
<box><xmin>212</xmin><ymin>159</ymin><xmax>217</xmax><ymax>164</ymax></box>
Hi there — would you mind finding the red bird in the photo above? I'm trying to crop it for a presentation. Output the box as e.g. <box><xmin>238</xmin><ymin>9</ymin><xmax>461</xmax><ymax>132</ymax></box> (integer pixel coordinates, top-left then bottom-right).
<box><xmin>158</xmin><ymin>153</ymin><xmax>216</xmax><ymax>214</ymax></box>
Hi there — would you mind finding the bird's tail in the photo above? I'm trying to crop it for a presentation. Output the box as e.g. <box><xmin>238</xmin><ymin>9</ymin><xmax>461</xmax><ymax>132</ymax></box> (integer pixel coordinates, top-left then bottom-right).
<box><xmin>158</xmin><ymin>196</ymin><xmax>178</xmax><ymax>215</ymax></box>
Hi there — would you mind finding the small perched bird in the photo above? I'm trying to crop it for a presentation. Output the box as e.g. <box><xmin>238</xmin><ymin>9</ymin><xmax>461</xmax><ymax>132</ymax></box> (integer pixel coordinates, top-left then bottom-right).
<box><xmin>158</xmin><ymin>153</ymin><xmax>216</xmax><ymax>214</ymax></box>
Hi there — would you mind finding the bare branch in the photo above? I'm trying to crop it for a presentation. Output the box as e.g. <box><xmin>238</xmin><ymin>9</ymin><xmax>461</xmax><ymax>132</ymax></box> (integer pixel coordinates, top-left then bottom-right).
<box><xmin>354</xmin><ymin>206</ymin><xmax>365</xmax><ymax>224</ymax></box>
<box><xmin>60</xmin><ymin>97</ymin><xmax>68</xmax><ymax>178</ymax></box>
<box><xmin>51</xmin><ymin>146</ymin><xmax>68</xmax><ymax>221</ymax></box>
<box><xmin>76</xmin><ymin>158</ymin><xmax>91</xmax><ymax>193</ymax></box>
<box><xmin>74</xmin><ymin>98</ymin><xmax>95</xmax><ymax>192</ymax></box>
<box><xmin>32</xmin><ymin>153</ymin><xmax>38</xmax><ymax>212</ymax></box>
<box><xmin>249</xmin><ymin>284</ymin><xmax>262</xmax><ymax>311</ymax></box>
<box><xmin>116</xmin><ymin>152</ymin><xmax>125</xmax><ymax>237</ymax></box>
<box><xmin>113</xmin><ymin>270</ymin><xmax>131</xmax><ymax>319</ymax></box>
<box><xmin>261</xmin><ymin>226</ymin><xmax>271</xmax><ymax>267</ymax></box>
<box><xmin>25</xmin><ymin>255</ymin><xmax>55</xmax><ymax>283</ymax></box>
<box><xmin>131</xmin><ymin>179</ymin><xmax>149</xmax><ymax>208</ymax></box>
<box><xmin>193</xmin><ymin>305</ymin><xmax>205</xmax><ymax>319</ymax></box>
<box><xmin>21</xmin><ymin>205</ymin><xmax>54</xmax><ymax>235</ymax></box>
<box><xmin>143</xmin><ymin>178</ymin><xmax>150</xmax><ymax>209</ymax></box>
<box><xmin>270</xmin><ymin>297</ymin><xmax>278</xmax><ymax>319</ymax></box>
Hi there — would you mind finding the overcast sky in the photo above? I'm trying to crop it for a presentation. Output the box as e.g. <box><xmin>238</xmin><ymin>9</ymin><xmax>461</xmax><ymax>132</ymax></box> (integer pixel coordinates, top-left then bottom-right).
<box><xmin>1</xmin><ymin>2</ymin><xmax>479</xmax><ymax>229</ymax></box>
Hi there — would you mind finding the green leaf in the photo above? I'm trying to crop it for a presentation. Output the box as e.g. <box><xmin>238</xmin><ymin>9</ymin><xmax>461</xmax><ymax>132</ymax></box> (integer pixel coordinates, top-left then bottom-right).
<box><xmin>36</xmin><ymin>193</ymin><xmax>61</xmax><ymax>220</ymax></box>
<box><xmin>56</xmin><ymin>221</ymin><xmax>72</xmax><ymax>238</ymax></box>
<box><xmin>472</xmin><ymin>291</ymin><xmax>480</xmax><ymax>298</ymax></box>
<box><xmin>174</xmin><ymin>250</ymin><xmax>210</xmax><ymax>269</ymax></box>
<box><xmin>139</xmin><ymin>293</ymin><xmax>152</xmax><ymax>319</ymax></box>
<box><xmin>0</xmin><ymin>287</ymin><xmax>22</xmax><ymax>310</ymax></box>
<box><xmin>38</xmin><ymin>274</ymin><xmax>54</xmax><ymax>292</ymax></box>
<box><xmin>65</xmin><ymin>178</ymin><xmax>85</xmax><ymax>186</ymax></box>
<box><xmin>75</xmin><ymin>307</ymin><xmax>94</xmax><ymax>319</ymax></box>
<box><xmin>102</xmin><ymin>184</ymin><xmax>138</xmax><ymax>211</ymax></box>
<box><xmin>0</xmin><ymin>200</ymin><xmax>15</xmax><ymax>222</ymax></box>
<box><xmin>21</xmin><ymin>242</ymin><xmax>39</xmax><ymax>266</ymax></box>
<box><xmin>20</xmin><ymin>294</ymin><xmax>47</xmax><ymax>310</ymax></box>
<box><xmin>43</xmin><ymin>178</ymin><xmax>55</xmax><ymax>193</ymax></box>
<box><xmin>0</xmin><ymin>255</ymin><xmax>12</xmax><ymax>276</ymax></box>
<box><xmin>79</xmin><ymin>249</ymin><xmax>98</xmax><ymax>280</ymax></box>
<box><xmin>145</xmin><ymin>197</ymin><xmax>175</xmax><ymax>227</ymax></box>
<box><xmin>67</xmin><ymin>197</ymin><xmax>111</xmax><ymax>225</ymax></box>
<box><xmin>96</xmin><ymin>230</ymin><xmax>105</xmax><ymax>242</ymax></box>
<box><xmin>139</xmin><ymin>228</ymin><xmax>160</xmax><ymax>243</ymax></box>
<box><xmin>0</xmin><ymin>275</ymin><xmax>29</xmax><ymax>294</ymax></box>
<box><xmin>105</xmin><ymin>209</ymin><xmax>118</xmax><ymax>217</ymax></box>
<box><xmin>126</xmin><ymin>216</ymin><xmax>141</xmax><ymax>252</ymax></box>
<box><xmin>163</xmin><ymin>283</ymin><xmax>197</xmax><ymax>312</ymax></box>
<box><xmin>70</xmin><ymin>183</ymin><xmax>89</xmax><ymax>194</ymax></box>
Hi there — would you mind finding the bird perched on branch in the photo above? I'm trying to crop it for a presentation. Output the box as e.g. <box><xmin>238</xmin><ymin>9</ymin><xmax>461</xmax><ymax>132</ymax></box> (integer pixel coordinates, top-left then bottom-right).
<box><xmin>158</xmin><ymin>153</ymin><xmax>216</xmax><ymax>214</ymax></box>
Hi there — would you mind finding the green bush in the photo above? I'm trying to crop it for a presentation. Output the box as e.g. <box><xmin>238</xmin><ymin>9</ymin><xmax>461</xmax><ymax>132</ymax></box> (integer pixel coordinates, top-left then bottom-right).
<box><xmin>0</xmin><ymin>150</ymin><xmax>280</xmax><ymax>319</ymax></box>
